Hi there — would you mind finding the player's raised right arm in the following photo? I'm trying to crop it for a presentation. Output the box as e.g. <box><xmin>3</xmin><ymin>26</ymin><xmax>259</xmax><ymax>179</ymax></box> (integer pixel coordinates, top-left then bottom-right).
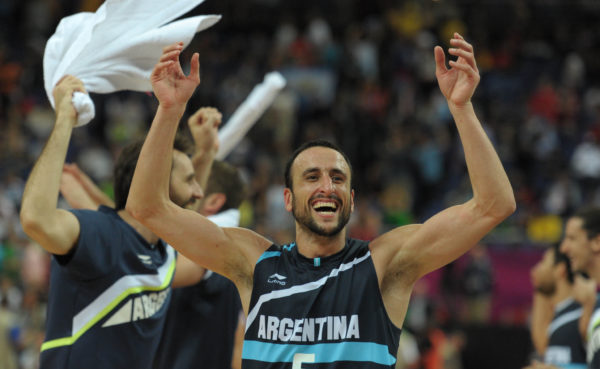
<box><xmin>126</xmin><ymin>43</ymin><xmax>270</xmax><ymax>287</ymax></box>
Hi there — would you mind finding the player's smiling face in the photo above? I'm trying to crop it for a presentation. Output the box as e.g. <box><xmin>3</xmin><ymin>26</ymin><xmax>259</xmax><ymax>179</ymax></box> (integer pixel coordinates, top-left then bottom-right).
<box><xmin>169</xmin><ymin>150</ymin><xmax>203</xmax><ymax>210</ymax></box>
<box><xmin>285</xmin><ymin>146</ymin><xmax>354</xmax><ymax>237</ymax></box>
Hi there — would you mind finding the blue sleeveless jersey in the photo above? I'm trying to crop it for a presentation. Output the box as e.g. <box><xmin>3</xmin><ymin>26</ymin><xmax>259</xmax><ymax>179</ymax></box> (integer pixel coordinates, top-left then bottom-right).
<box><xmin>153</xmin><ymin>272</ymin><xmax>242</xmax><ymax>369</ymax></box>
<box><xmin>544</xmin><ymin>298</ymin><xmax>586</xmax><ymax>368</ymax></box>
<box><xmin>39</xmin><ymin>206</ymin><xmax>176</xmax><ymax>369</ymax></box>
<box><xmin>242</xmin><ymin>238</ymin><xmax>401</xmax><ymax>368</ymax></box>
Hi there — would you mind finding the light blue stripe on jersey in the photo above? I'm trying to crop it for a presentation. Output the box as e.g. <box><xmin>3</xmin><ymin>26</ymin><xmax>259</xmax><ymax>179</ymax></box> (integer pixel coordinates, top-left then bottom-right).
<box><xmin>556</xmin><ymin>365</ymin><xmax>587</xmax><ymax>369</ymax></box>
<box><xmin>242</xmin><ymin>340</ymin><xmax>396</xmax><ymax>365</ymax></box>
<box><xmin>257</xmin><ymin>251</ymin><xmax>282</xmax><ymax>264</ymax></box>
<box><xmin>547</xmin><ymin>308</ymin><xmax>582</xmax><ymax>337</ymax></box>
<box><xmin>283</xmin><ymin>243</ymin><xmax>296</xmax><ymax>251</ymax></box>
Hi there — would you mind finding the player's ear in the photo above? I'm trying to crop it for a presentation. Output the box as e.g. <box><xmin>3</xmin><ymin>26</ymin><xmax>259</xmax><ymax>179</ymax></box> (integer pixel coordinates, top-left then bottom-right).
<box><xmin>284</xmin><ymin>187</ymin><xmax>293</xmax><ymax>213</ymax></box>
<box><xmin>203</xmin><ymin>193</ymin><xmax>226</xmax><ymax>215</ymax></box>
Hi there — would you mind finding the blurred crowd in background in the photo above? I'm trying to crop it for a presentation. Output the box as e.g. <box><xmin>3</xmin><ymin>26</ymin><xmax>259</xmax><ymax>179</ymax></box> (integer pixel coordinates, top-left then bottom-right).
<box><xmin>1</xmin><ymin>0</ymin><xmax>600</xmax><ymax>368</ymax></box>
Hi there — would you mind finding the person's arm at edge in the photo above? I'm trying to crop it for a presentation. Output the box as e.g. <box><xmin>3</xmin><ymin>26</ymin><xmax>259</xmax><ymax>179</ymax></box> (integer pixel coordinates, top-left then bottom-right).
<box><xmin>20</xmin><ymin>76</ymin><xmax>84</xmax><ymax>255</ymax></box>
<box><xmin>530</xmin><ymin>292</ymin><xmax>553</xmax><ymax>355</ymax></box>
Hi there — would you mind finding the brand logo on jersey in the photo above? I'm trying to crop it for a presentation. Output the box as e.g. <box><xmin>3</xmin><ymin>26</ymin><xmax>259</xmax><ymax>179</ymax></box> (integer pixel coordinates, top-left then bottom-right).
<box><xmin>102</xmin><ymin>288</ymin><xmax>171</xmax><ymax>328</ymax></box>
<box><xmin>137</xmin><ymin>254</ymin><xmax>152</xmax><ymax>265</ymax></box>
<box><xmin>268</xmin><ymin>273</ymin><xmax>287</xmax><ymax>285</ymax></box>
<box><xmin>256</xmin><ymin>314</ymin><xmax>360</xmax><ymax>342</ymax></box>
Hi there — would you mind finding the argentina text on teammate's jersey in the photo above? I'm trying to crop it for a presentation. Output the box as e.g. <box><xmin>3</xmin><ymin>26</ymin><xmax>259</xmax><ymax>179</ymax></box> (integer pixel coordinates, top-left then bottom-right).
<box><xmin>40</xmin><ymin>206</ymin><xmax>175</xmax><ymax>369</ymax></box>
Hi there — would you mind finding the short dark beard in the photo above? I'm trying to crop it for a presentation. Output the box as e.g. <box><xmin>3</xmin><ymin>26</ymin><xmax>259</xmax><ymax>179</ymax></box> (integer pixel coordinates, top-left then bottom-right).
<box><xmin>535</xmin><ymin>282</ymin><xmax>556</xmax><ymax>296</ymax></box>
<box><xmin>291</xmin><ymin>194</ymin><xmax>351</xmax><ymax>237</ymax></box>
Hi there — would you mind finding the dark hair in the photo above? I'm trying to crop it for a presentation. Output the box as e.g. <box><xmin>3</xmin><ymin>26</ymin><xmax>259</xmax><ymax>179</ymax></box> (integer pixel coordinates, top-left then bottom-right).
<box><xmin>205</xmin><ymin>160</ymin><xmax>247</xmax><ymax>210</ymax></box>
<box><xmin>113</xmin><ymin>134</ymin><xmax>194</xmax><ymax>210</ymax></box>
<box><xmin>573</xmin><ymin>207</ymin><xmax>600</xmax><ymax>240</ymax></box>
<box><xmin>283</xmin><ymin>139</ymin><xmax>353</xmax><ymax>190</ymax></box>
<box><xmin>551</xmin><ymin>242</ymin><xmax>574</xmax><ymax>284</ymax></box>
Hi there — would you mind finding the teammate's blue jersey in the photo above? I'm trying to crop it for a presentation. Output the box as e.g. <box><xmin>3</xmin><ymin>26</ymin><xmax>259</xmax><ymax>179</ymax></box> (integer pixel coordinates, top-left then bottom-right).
<box><xmin>544</xmin><ymin>298</ymin><xmax>586</xmax><ymax>368</ymax></box>
<box><xmin>153</xmin><ymin>271</ymin><xmax>242</xmax><ymax>369</ymax></box>
<box><xmin>40</xmin><ymin>206</ymin><xmax>176</xmax><ymax>369</ymax></box>
<box><xmin>242</xmin><ymin>238</ymin><xmax>401</xmax><ymax>369</ymax></box>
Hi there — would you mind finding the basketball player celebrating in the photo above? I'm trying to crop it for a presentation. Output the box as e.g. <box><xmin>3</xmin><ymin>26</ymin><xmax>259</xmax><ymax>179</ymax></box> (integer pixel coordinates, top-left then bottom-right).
<box><xmin>19</xmin><ymin>75</ymin><xmax>209</xmax><ymax>368</ymax></box>
<box><xmin>127</xmin><ymin>35</ymin><xmax>515</xmax><ymax>368</ymax></box>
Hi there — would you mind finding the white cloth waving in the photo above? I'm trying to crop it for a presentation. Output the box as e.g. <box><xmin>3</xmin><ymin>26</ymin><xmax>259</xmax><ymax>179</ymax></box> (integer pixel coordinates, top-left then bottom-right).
<box><xmin>44</xmin><ymin>0</ymin><xmax>221</xmax><ymax>126</ymax></box>
<box><xmin>216</xmin><ymin>71</ymin><xmax>286</xmax><ymax>160</ymax></box>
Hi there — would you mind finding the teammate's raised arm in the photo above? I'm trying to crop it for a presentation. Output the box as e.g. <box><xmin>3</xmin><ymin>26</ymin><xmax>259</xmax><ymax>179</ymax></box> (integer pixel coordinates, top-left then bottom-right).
<box><xmin>20</xmin><ymin>72</ymin><xmax>202</xmax><ymax>368</ymax></box>
<box><xmin>20</xmin><ymin>76</ymin><xmax>85</xmax><ymax>255</ymax></box>
<box><xmin>188</xmin><ymin>107</ymin><xmax>222</xmax><ymax>190</ymax></box>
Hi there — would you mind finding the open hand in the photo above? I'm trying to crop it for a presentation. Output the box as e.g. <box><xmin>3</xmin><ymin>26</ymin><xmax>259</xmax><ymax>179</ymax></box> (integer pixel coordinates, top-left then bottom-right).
<box><xmin>151</xmin><ymin>42</ymin><xmax>200</xmax><ymax>109</ymax></box>
<box><xmin>434</xmin><ymin>33</ymin><xmax>480</xmax><ymax>108</ymax></box>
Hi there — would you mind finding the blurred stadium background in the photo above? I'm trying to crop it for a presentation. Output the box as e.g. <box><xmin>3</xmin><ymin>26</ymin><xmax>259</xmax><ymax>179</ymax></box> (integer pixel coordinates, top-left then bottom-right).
<box><xmin>1</xmin><ymin>0</ymin><xmax>600</xmax><ymax>368</ymax></box>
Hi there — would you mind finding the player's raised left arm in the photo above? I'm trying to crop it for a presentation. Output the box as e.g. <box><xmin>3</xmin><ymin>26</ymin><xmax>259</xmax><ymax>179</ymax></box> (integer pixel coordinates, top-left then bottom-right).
<box><xmin>372</xmin><ymin>33</ymin><xmax>515</xmax><ymax>282</ymax></box>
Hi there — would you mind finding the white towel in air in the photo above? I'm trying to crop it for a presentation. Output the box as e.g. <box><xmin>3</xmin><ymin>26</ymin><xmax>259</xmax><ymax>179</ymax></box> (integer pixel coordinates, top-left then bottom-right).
<box><xmin>44</xmin><ymin>0</ymin><xmax>221</xmax><ymax>126</ymax></box>
<box><xmin>216</xmin><ymin>71</ymin><xmax>286</xmax><ymax>160</ymax></box>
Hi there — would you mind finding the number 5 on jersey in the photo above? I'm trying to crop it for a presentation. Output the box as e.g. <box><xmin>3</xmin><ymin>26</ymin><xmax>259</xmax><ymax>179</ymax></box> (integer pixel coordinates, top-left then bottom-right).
<box><xmin>293</xmin><ymin>353</ymin><xmax>315</xmax><ymax>369</ymax></box>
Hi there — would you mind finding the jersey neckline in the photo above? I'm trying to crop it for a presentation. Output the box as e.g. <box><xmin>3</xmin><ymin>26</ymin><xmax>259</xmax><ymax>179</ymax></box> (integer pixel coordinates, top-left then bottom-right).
<box><xmin>288</xmin><ymin>238</ymin><xmax>354</xmax><ymax>267</ymax></box>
